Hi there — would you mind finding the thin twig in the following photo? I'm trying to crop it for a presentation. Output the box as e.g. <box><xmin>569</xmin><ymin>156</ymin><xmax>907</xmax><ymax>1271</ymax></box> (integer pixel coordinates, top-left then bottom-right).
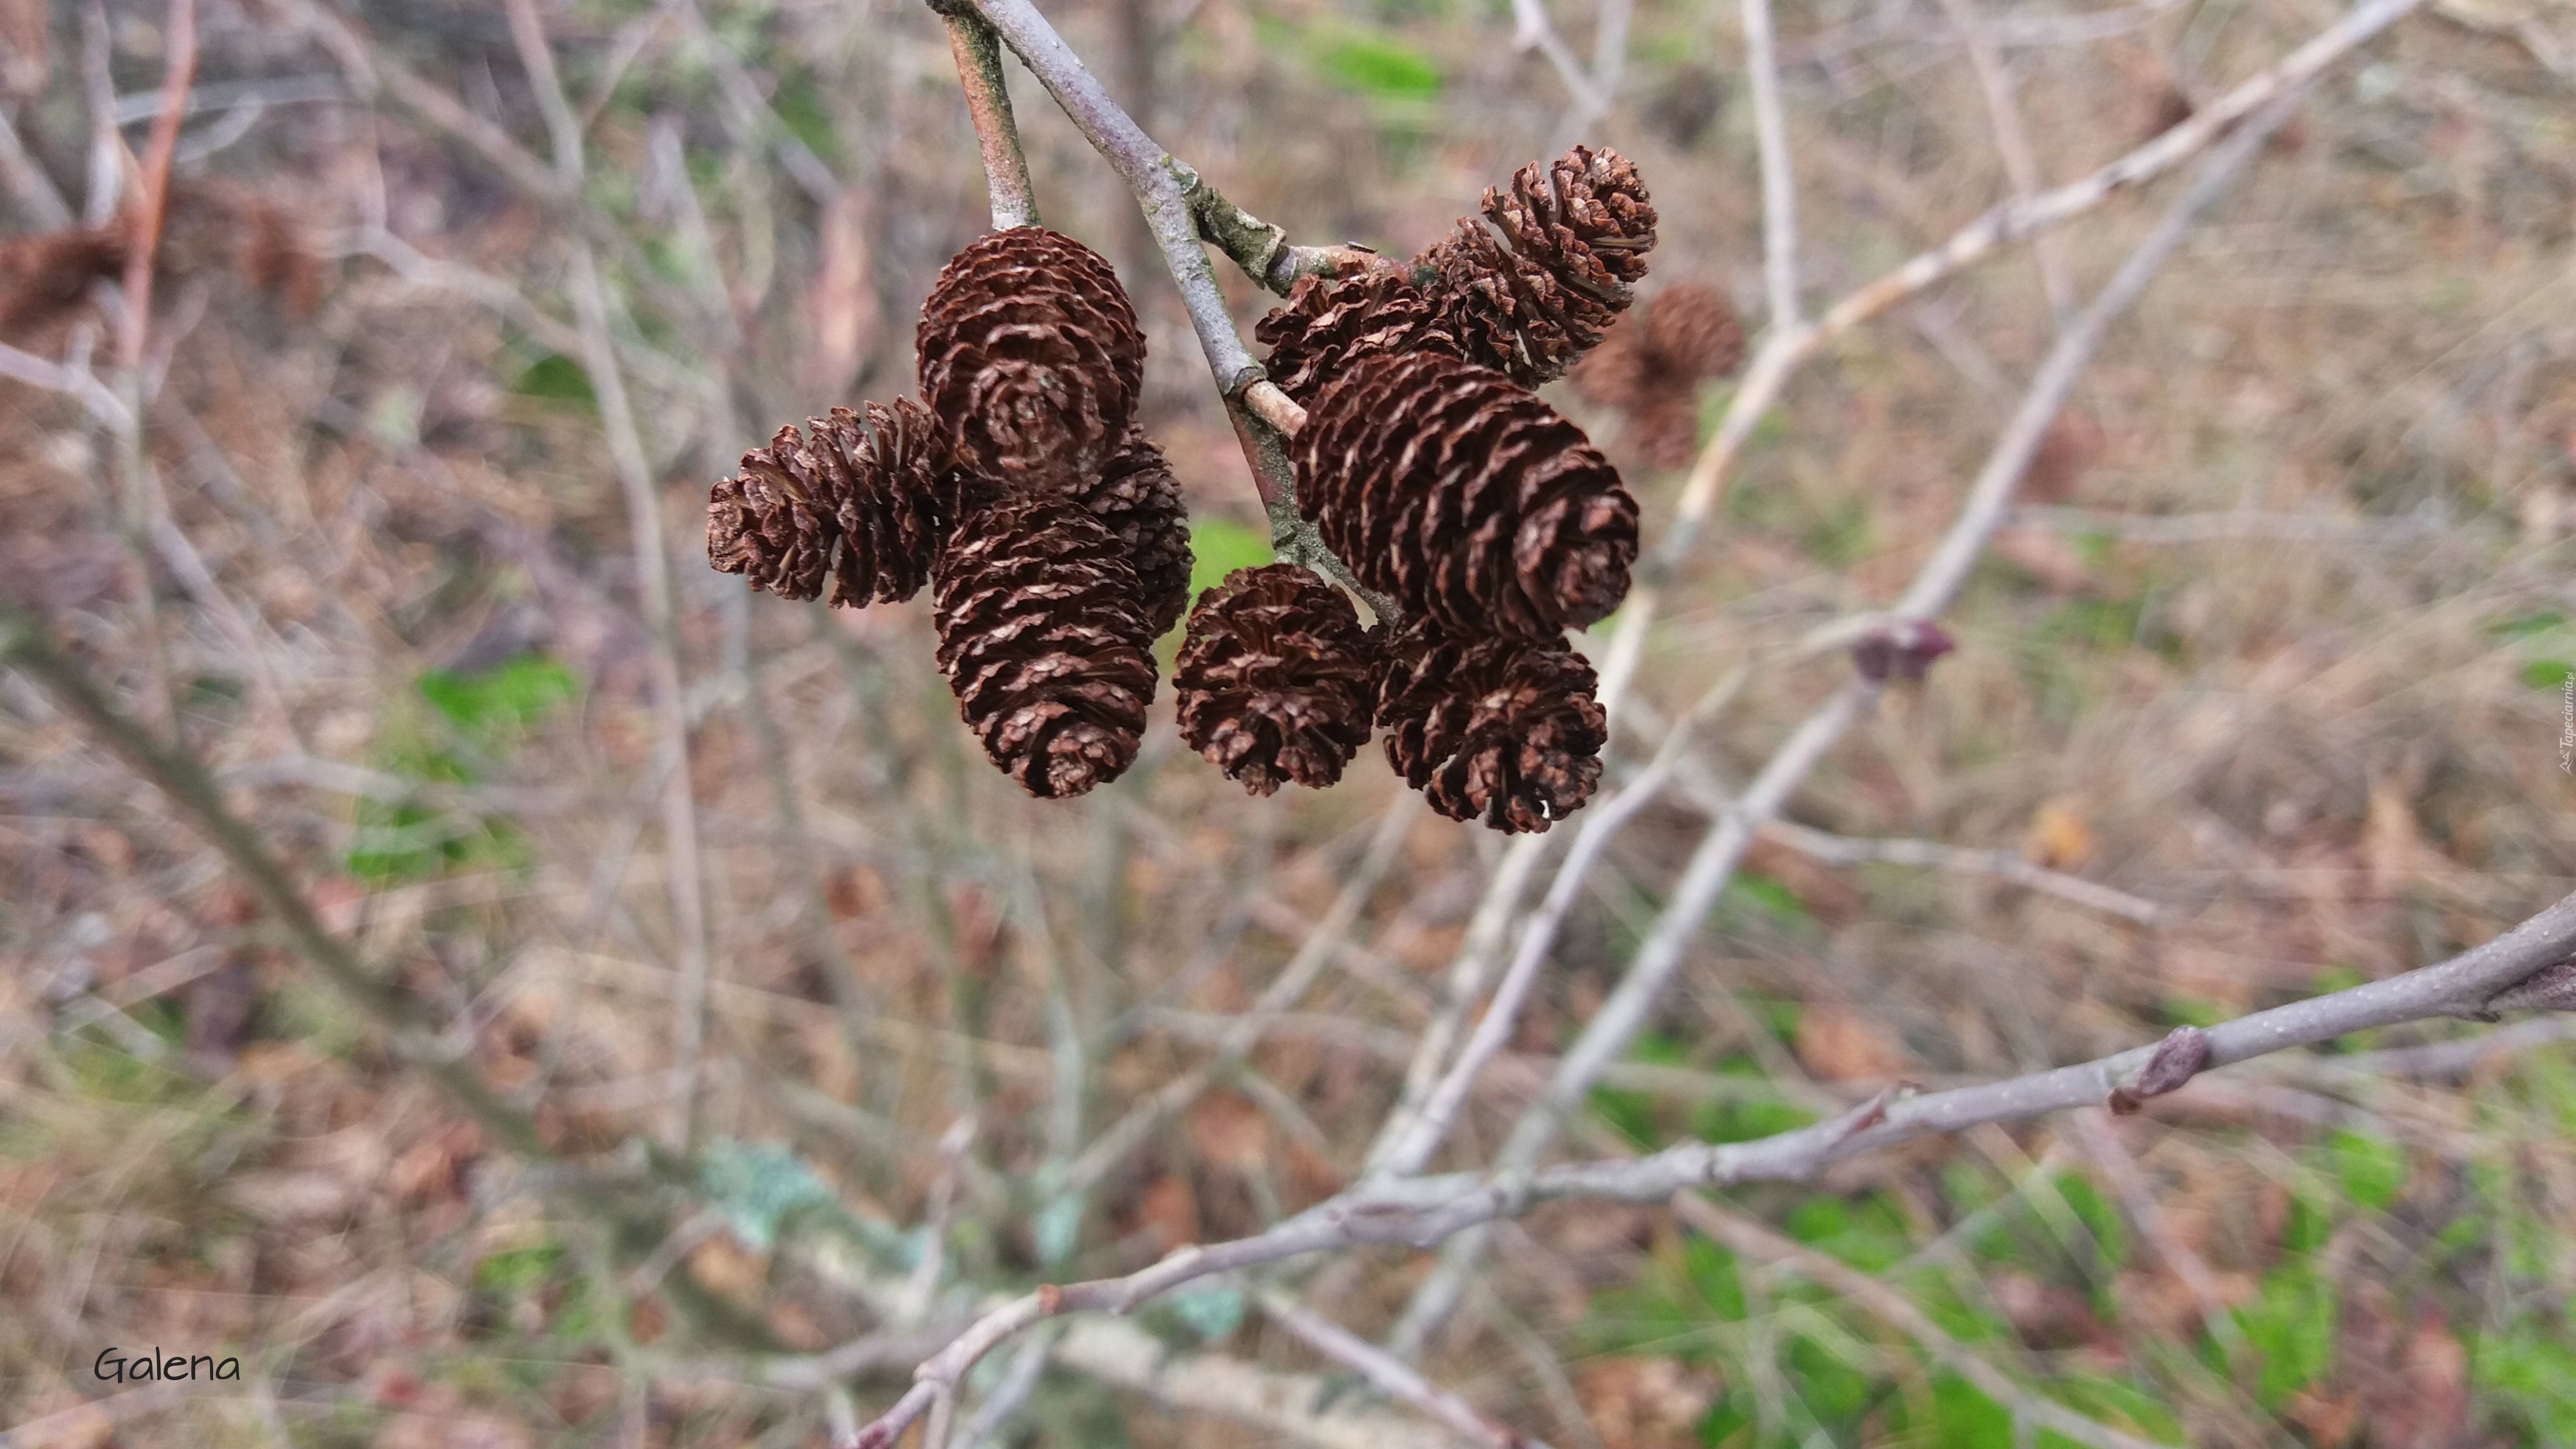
<box><xmin>1063</xmin><ymin>795</ymin><xmax>1417</xmax><ymax>1195</ymax></box>
<box><xmin>961</xmin><ymin>0</ymin><xmax>1398</xmax><ymax>621</ymax></box>
<box><xmin>506</xmin><ymin>0</ymin><xmax>717</xmax><ymax>1152</ymax></box>
<box><xmin>1934</xmin><ymin>0</ymin><xmax>2076</xmax><ymax>326</ymax></box>
<box><xmin>936</xmin><ymin>4</ymin><xmax>1040</xmax><ymax>229</ymax></box>
<box><xmin>843</xmin><ymin>883</ymin><xmax>2576</xmax><ymax>1441</ymax></box>
<box><xmin>1589</xmin><ymin>0</ymin><xmax>2425</xmax><ymax>719</ymax></box>
<box><xmin>1256</xmin><ymin>1287</ymin><xmax>1546</xmax><ymax>1449</ymax></box>
<box><xmin>1752</xmin><ymin>813</ymin><xmax>2171</xmax><ymax>925</ymax></box>
<box><xmin>1741</xmin><ymin>0</ymin><xmax>1801</xmax><ymax>328</ymax></box>
<box><xmin>1385</xmin><ymin>90</ymin><xmax>2309</xmax><ymax>1356</ymax></box>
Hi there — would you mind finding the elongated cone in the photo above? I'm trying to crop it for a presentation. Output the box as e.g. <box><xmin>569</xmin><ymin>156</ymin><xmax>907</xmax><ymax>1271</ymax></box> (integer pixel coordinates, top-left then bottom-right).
<box><xmin>931</xmin><ymin>494</ymin><xmax>1157</xmax><ymax>798</ymax></box>
<box><xmin>916</xmin><ymin>227</ymin><xmax>1145</xmax><ymax>493</ymax></box>
<box><xmin>1376</xmin><ymin>620</ymin><xmax>1605</xmax><ymax>833</ymax></box>
<box><xmin>1296</xmin><ymin>351</ymin><xmax>1638</xmax><ymax>641</ymax></box>
<box><xmin>1414</xmin><ymin>146</ymin><xmax>1658</xmax><ymax>387</ymax></box>
<box><xmin>708</xmin><ymin>398</ymin><xmax>961</xmax><ymax>605</ymax></box>
<box><xmin>1175</xmin><ymin>565</ymin><xmax>1379</xmax><ymax>794</ymax></box>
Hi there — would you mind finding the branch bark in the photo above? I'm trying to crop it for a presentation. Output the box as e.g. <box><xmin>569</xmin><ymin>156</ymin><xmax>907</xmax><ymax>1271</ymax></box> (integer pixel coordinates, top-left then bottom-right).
<box><xmin>839</xmin><ymin>882</ymin><xmax>2576</xmax><ymax>1445</ymax></box>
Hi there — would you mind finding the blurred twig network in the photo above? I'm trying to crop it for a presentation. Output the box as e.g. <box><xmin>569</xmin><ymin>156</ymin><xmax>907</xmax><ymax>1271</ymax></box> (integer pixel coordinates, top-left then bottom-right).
<box><xmin>4</xmin><ymin>0</ymin><xmax>2576</xmax><ymax>1446</ymax></box>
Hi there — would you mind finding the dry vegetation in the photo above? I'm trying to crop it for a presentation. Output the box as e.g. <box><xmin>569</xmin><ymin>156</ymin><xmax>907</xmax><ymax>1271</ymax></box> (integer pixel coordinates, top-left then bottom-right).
<box><xmin>4</xmin><ymin>0</ymin><xmax>2576</xmax><ymax>1446</ymax></box>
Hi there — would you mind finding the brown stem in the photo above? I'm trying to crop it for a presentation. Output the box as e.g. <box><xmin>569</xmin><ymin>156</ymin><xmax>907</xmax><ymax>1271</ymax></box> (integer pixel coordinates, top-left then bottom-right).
<box><xmin>118</xmin><ymin>0</ymin><xmax>197</xmax><ymax>374</ymax></box>
<box><xmin>936</xmin><ymin>3</ymin><xmax>1039</xmax><ymax>229</ymax></box>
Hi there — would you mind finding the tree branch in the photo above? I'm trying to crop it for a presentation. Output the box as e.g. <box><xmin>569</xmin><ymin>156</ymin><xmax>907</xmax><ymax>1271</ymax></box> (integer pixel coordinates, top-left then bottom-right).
<box><xmin>841</xmin><ymin>879</ymin><xmax>2576</xmax><ymax>1444</ymax></box>
<box><xmin>935</xmin><ymin>3</ymin><xmax>1040</xmax><ymax>229</ymax></box>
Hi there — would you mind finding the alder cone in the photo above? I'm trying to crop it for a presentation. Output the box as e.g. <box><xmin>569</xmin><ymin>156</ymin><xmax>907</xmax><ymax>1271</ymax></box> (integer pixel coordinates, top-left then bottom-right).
<box><xmin>1376</xmin><ymin>621</ymin><xmax>1605</xmax><ymax>833</ymax></box>
<box><xmin>1642</xmin><ymin>283</ymin><xmax>1744</xmax><ymax>378</ymax></box>
<box><xmin>917</xmin><ymin>227</ymin><xmax>1145</xmax><ymax>493</ymax></box>
<box><xmin>1569</xmin><ymin>283</ymin><xmax>1744</xmax><ymax>469</ymax></box>
<box><xmin>1296</xmin><ymin>351</ymin><xmax>1638</xmax><ymax>640</ymax></box>
<box><xmin>1416</xmin><ymin>145</ymin><xmax>1658</xmax><ymax>386</ymax></box>
<box><xmin>708</xmin><ymin>399</ymin><xmax>960</xmax><ymax>605</ymax></box>
<box><xmin>1174</xmin><ymin>565</ymin><xmax>1379</xmax><ymax>795</ymax></box>
<box><xmin>1075</xmin><ymin>432</ymin><xmax>1194</xmax><ymax>638</ymax></box>
<box><xmin>932</xmin><ymin>494</ymin><xmax>1157</xmax><ymax>799</ymax></box>
<box><xmin>1253</xmin><ymin>267</ymin><xmax>1460</xmax><ymax>404</ymax></box>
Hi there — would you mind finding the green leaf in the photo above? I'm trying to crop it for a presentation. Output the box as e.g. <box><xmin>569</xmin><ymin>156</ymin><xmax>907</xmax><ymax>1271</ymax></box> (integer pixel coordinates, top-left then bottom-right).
<box><xmin>2324</xmin><ymin>1129</ymin><xmax>2407</xmax><ymax>1211</ymax></box>
<box><xmin>511</xmin><ymin>352</ymin><xmax>596</xmax><ymax>408</ymax></box>
<box><xmin>1316</xmin><ymin>32</ymin><xmax>1443</xmax><ymax>100</ymax></box>
<box><xmin>474</xmin><ymin>1242</ymin><xmax>565</xmax><ymax>1295</ymax></box>
<box><xmin>2519</xmin><ymin>658</ymin><xmax>2573</xmax><ymax>691</ymax></box>
<box><xmin>2490</xmin><ymin>610</ymin><xmax>2566</xmax><ymax>638</ymax></box>
<box><xmin>2232</xmin><ymin>1264</ymin><xmax>2338</xmax><ymax>1406</ymax></box>
<box><xmin>1186</xmin><ymin>520</ymin><xmax>1275</xmax><ymax>603</ymax></box>
<box><xmin>418</xmin><ymin>654</ymin><xmax>579</xmax><ymax>742</ymax></box>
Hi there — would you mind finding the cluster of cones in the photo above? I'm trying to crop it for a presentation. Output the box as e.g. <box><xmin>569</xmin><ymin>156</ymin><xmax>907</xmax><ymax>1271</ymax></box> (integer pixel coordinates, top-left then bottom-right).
<box><xmin>710</xmin><ymin>146</ymin><xmax>1682</xmax><ymax>833</ymax></box>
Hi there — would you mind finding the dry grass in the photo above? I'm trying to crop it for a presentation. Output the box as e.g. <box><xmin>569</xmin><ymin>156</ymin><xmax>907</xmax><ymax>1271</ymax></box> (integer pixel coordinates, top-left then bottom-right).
<box><xmin>3</xmin><ymin>0</ymin><xmax>2575</xmax><ymax>1446</ymax></box>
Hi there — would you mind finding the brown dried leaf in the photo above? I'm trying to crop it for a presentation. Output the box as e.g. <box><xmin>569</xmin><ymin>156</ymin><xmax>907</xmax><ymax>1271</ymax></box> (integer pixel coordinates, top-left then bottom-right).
<box><xmin>1794</xmin><ymin>1006</ymin><xmax>1909</xmax><ymax>1082</ymax></box>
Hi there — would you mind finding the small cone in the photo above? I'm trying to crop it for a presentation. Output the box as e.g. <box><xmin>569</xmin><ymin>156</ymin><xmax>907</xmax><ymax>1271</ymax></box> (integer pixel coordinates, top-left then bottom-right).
<box><xmin>916</xmin><ymin>227</ymin><xmax>1145</xmax><ymax>493</ymax></box>
<box><xmin>1296</xmin><ymin>351</ymin><xmax>1638</xmax><ymax>641</ymax></box>
<box><xmin>707</xmin><ymin>399</ymin><xmax>958</xmax><ymax>605</ymax></box>
<box><xmin>1376</xmin><ymin>620</ymin><xmax>1605</xmax><ymax>833</ymax></box>
<box><xmin>932</xmin><ymin>494</ymin><xmax>1157</xmax><ymax>798</ymax></box>
<box><xmin>1412</xmin><ymin>146</ymin><xmax>1660</xmax><ymax>387</ymax></box>
<box><xmin>1175</xmin><ymin>565</ymin><xmax>1379</xmax><ymax>794</ymax></box>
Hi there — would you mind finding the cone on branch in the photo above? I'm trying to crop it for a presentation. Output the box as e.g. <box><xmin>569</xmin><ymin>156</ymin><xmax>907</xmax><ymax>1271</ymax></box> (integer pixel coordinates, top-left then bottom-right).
<box><xmin>1376</xmin><ymin>621</ymin><xmax>1605</xmax><ymax>833</ymax></box>
<box><xmin>933</xmin><ymin>494</ymin><xmax>1158</xmax><ymax>798</ymax></box>
<box><xmin>1414</xmin><ymin>146</ymin><xmax>1658</xmax><ymax>388</ymax></box>
<box><xmin>1075</xmin><ymin>431</ymin><xmax>1194</xmax><ymax>638</ymax></box>
<box><xmin>1296</xmin><ymin>351</ymin><xmax>1638</xmax><ymax>641</ymax></box>
<box><xmin>1175</xmin><ymin>565</ymin><xmax>1380</xmax><ymax>795</ymax></box>
<box><xmin>916</xmin><ymin>227</ymin><xmax>1145</xmax><ymax>493</ymax></box>
<box><xmin>707</xmin><ymin>399</ymin><xmax>969</xmax><ymax>605</ymax></box>
<box><xmin>1253</xmin><ymin>265</ymin><xmax>1460</xmax><ymax>404</ymax></box>
<box><xmin>1569</xmin><ymin>282</ymin><xmax>1745</xmax><ymax>469</ymax></box>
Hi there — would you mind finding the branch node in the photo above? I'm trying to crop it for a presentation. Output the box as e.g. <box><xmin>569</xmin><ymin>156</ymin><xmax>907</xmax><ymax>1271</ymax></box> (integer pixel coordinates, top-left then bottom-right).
<box><xmin>2107</xmin><ymin>1025</ymin><xmax>2210</xmax><ymax>1114</ymax></box>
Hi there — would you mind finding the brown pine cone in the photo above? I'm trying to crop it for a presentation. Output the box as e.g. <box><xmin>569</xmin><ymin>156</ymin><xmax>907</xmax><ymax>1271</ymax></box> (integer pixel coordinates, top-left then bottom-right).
<box><xmin>1568</xmin><ymin>284</ymin><xmax>1742</xmax><ymax>469</ymax></box>
<box><xmin>1075</xmin><ymin>431</ymin><xmax>1194</xmax><ymax>638</ymax></box>
<box><xmin>1414</xmin><ymin>146</ymin><xmax>1658</xmax><ymax>387</ymax></box>
<box><xmin>1641</xmin><ymin>283</ymin><xmax>1745</xmax><ymax>381</ymax></box>
<box><xmin>1253</xmin><ymin>266</ymin><xmax>1460</xmax><ymax>404</ymax></box>
<box><xmin>917</xmin><ymin>227</ymin><xmax>1146</xmax><ymax>493</ymax></box>
<box><xmin>1376</xmin><ymin>621</ymin><xmax>1605</xmax><ymax>833</ymax></box>
<box><xmin>1296</xmin><ymin>351</ymin><xmax>1638</xmax><ymax>640</ymax></box>
<box><xmin>1175</xmin><ymin>565</ymin><xmax>1379</xmax><ymax>795</ymax></box>
<box><xmin>932</xmin><ymin>494</ymin><xmax>1158</xmax><ymax>798</ymax></box>
<box><xmin>708</xmin><ymin>399</ymin><xmax>960</xmax><ymax>605</ymax></box>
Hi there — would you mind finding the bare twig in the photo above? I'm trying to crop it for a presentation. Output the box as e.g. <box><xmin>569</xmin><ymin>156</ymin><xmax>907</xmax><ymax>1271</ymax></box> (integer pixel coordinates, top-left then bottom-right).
<box><xmin>1589</xmin><ymin>0</ymin><xmax>2425</xmax><ymax>719</ymax></box>
<box><xmin>0</xmin><ymin>603</ymin><xmax>550</xmax><ymax>1159</ymax></box>
<box><xmin>1064</xmin><ymin>795</ymin><xmax>1417</xmax><ymax>1195</ymax></box>
<box><xmin>936</xmin><ymin>4</ymin><xmax>1040</xmax><ymax>229</ymax></box>
<box><xmin>0</xmin><ymin>106</ymin><xmax>75</xmax><ymax>228</ymax></box>
<box><xmin>506</xmin><ymin>0</ymin><xmax>717</xmax><ymax>1151</ymax></box>
<box><xmin>1256</xmin><ymin>1287</ymin><xmax>1546</xmax><ymax>1449</ymax></box>
<box><xmin>1384</xmin><ymin>88</ymin><xmax>2311</xmax><ymax>1356</ymax></box>
<box><xmin>1934</xmin><ymin>0</ymin><xmax>2076</xmax><ymax>325</ymax></box>
<box><xmin>1741</xmin><ymin>0</ymin><xmax>1801</xmax><ymax>328</ymax></box>
<box><xmin>960</xmin><ymin>0</ymin><xmax>1399</xmax><ymax>621</ymax></box>
<box><xmin>841</xmin><ymin>882</ymin><xmax>2576</xmax><ymax>1440</ymax></box>
<box><xmin>1752</xmin><ymin>814</ymin><xmax>2172</xmax><ymax>925</ymax></box>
